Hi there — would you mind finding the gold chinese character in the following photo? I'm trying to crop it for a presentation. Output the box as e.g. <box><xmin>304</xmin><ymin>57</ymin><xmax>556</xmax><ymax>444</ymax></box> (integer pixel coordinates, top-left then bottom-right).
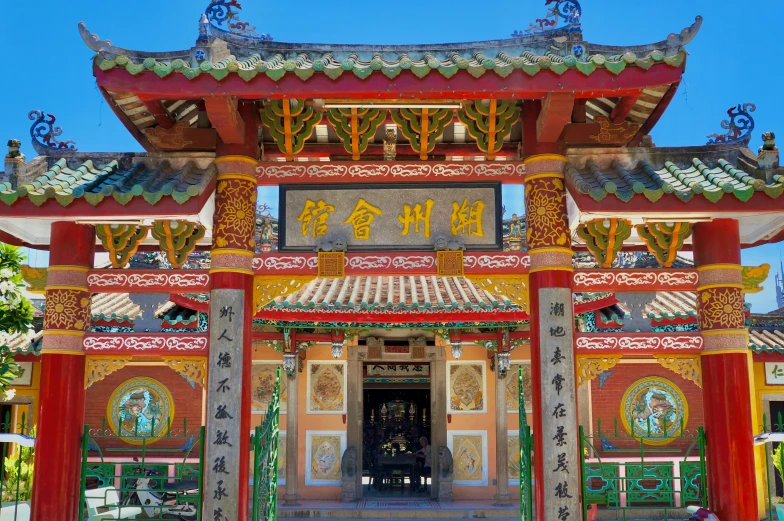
<box><xmin>343</xmin><ymin>198</ymin><xmax>382</xmax><ymax>240</ymax></box>
<box><xmin>450</xmin><ymin>198</ymin><xmax>485</xmax><ymax>237</ymax></box>
<box><xmin>398</xmin><ymin>199</ymin><xmax>434</xmax><ymax>238</ymax></box>
<box><xmin>297</xmin><ymin>199</ymin><xmax>335</xmax><ymax>238</ymax></box>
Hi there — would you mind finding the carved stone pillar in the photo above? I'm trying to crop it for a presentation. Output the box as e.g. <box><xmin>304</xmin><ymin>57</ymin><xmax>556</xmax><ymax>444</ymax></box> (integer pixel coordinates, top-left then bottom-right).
<box><xmin>284</xmin><ymin>370</ymin><xmax>299</xmax><ymax>505</ymax></box>
<box><xmin>204</xmin><ymin>150</ymin><xmax>258</xmax><ymax>521</ymax></box>
<box><xmin>524</xmin><ymin>154</ymin><xmax>580</xmax><ymax>520</ymax></box>
<box><xmin>494</xmin><ymin>366</ymin><xmax>511</xmax><ymax>505</ymax></box>
<box><xmin>345</xmin><ymin>350</ymin><xmax>363</xmax><ymax>501</ymax></box>
<box><xmin>430</xmin><ymin>338</ymin><xmax>447</xmax><ymax>500</ymax></box>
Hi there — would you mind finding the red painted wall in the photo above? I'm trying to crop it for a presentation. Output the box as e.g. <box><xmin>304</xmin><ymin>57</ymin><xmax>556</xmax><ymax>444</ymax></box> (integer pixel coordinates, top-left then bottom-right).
<box><xmin>85</xmin><ymin>366</ymin><xmax>203</xmax><ymax>453</ymax></box>
<box><xmin>589</xmin><ymin>363</ymin><xmax>703</xmax><ymax>454</ymax></box>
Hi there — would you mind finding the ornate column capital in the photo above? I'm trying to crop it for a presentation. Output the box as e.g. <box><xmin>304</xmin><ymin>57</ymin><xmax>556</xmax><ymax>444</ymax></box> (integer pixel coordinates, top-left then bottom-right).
<box><xmin>211</xmin><ymin>154</ymin><xmax>258</xmax><ymax>275</ymax></box>
<box><xmin>43</xmin><ymin>266</ymin><xmax>91</xmax><ymax>355</ymax></box>
<box><xmin>523</xmin><ymin>154</ymin><xmax>572</xmax><ymax>273</ymax></box>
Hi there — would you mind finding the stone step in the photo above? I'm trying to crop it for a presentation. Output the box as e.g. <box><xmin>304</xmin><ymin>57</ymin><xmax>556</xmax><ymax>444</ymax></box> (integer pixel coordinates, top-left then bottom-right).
<box><xmin>277</xmin><ymin>500</ymin><xmax>518</xmax><ymax>519</ymax></box>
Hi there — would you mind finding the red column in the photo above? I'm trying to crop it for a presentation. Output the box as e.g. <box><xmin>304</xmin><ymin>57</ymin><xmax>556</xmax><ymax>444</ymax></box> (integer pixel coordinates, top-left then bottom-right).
<box><xmin>524</xmin><ymin>155</ymin><xmax>580</xmax><ymax>520</ymax></box>
<box><xmin>204</xmin><ymin>102</ymin><xmax>260</xmax><ymax>521</ymax></box>
<box><xmin>693</xmin><ymin>218</ymin><xmax>758</xmax><ymax>519</ymax></box>
<box><xmin>31</xmin><ymin>222</ymin><xmax>95</xmax><ymax>521</ymax></box>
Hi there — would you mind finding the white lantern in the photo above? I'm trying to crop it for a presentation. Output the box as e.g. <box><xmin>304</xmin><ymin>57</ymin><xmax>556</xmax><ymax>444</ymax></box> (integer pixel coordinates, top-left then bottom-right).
<box><xmin>283</xmin><ymin>353</ymin><xmax>297</xmax><ymax>376</ymax></box>
<box><xmin>331</xmin><ymin>340</ymin><xmax>344</xmax><ymax>359</ymax></box>
<box><xmin>450</xmin><ymin>340</ymin><xmax>462</xmax><ymax>359</ymax></box>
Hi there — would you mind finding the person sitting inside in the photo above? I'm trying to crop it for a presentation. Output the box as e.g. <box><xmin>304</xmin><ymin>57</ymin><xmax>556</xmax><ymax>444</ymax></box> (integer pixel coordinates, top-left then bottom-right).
<box><xmin>414</xmin><ymin>436</ymin><xmax>431</xmax><ymax>493</ymax></box>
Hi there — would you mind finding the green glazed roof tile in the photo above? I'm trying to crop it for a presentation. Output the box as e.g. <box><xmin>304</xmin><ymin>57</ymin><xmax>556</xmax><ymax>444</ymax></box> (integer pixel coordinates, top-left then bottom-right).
<box><xmin>2</xmin><ymin>157</ymin><xmax>215</xmax><ymax>208</ymax></box>
<box><xmin>566</xmin><ymin>155</ymin><xmax>783</xmax><ymax>204</ymax></box>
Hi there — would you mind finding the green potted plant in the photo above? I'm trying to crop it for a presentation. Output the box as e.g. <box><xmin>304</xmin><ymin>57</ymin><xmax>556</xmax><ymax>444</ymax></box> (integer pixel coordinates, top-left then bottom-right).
<box><xmin>773</xmin><ymin>444</ymin><xmax>784</xmax><ymax>520</ymax></box>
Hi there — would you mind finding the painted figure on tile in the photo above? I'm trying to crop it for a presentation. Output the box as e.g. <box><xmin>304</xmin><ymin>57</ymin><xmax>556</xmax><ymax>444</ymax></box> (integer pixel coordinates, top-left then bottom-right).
<box><xmin>108</xmin><ymin>377</ymin><xmax>174</xmax><ymax>442</ymax></box>
<box><xmin>621</xmin><ymin>376</ymin><xmax>687</xmax><ymax>445</ymax></box>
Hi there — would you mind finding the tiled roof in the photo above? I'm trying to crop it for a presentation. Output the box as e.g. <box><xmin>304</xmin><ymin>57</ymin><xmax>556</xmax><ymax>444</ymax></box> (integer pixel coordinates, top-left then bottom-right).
<box><xmin>270</xmin><ymin>276</ymin><xmax>524</xmax><ymax>313</ymax></box>
<box><xmin>3</xmin><ymin>330</ymin><xmax>42</xmax><ymax>356</ymax></box>
<box><xmin>750</xmin><ymin>329</ymin><xmax>784</xmax><ymax>353</ymax></box>
<box><xmin>91</xmin><ymin>293</ymin><xmax>198</xmax><ymax>326</ymax></box>
<box><xmin>80</xmin><ymin>14</ymin><xmax>700</xmax><ymax>82</ymax></box>
<box><xmin>566</xmin><ymin>157</ymin><xmax>784</xmax><ymax>204</ymax></box>
<box><xmin>0</xmin><ymin>156</ymin><xmax>216</xmax><ymax>207</ymax></box>
<box><xmin>598</xmin><ymin>291</ymin><xmax>697</xmax><ymax>324</ymax></box>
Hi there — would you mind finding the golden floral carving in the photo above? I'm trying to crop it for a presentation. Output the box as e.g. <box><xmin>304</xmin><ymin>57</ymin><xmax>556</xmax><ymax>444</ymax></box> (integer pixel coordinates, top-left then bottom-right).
<box><xmin>577</xmin><ymin>356</ymin><xmax>622</xmax><ymax>386</ymax></box>
<box><xmin>162</xmin><ymin>357</ymin><xmax>207</xmax><ymax>388</ymax></box>
<box><xmin>45</xmin><ymin>288</ymin><xmax>90</xmax><ymax>331</ymax></box>
<box><xmin>698</xmin><ymin>287</ymin><xmax>745</xmax><ymax>330</ymax></box>
<box><xmin>742</xmin><ymin>264</ymin><xmax>770</xmax><ymax>294</ymax></box>
<box><xmin>84</xmin><ymin>356</ymin><xmax>132</xmax><ymax>389</ymax></box>
<box><xmin>20</xmin><ymin>265</ymin><xmax>47</xmax><ymax>294</ymax></box>
<box><xmin>467</xmin><ymin>275</ymin><xmax>529</xmax><ymax>312</ymax></box>
<box><xmin>654</xmin><ymin>355</ymin><xmax>702</xmax><ymax>388</ymax></box>
<box><xmin>253</xmin><ymin>276</ymin><xmax>315</xmax><ymax>313</ymax></box>
<box><xmin>213</xmin><ymin>178</ymin><xmax>257</xmax><ymax>251</ymax></box>
<box><xmin>524</xmin><ymin>177</ymin><xmax>570</xmax><ymax>250</ymax></box>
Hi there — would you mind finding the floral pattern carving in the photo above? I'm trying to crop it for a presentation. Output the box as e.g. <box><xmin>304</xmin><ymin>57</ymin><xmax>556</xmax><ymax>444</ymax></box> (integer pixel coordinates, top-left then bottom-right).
<box><xmin>213</xmin><ymin>179</ymin><xmax>257</xmax><ymax>251</ymax></box>
<box><xmin>45</xmin><ymin>289</ymin><xmax>90</xmax><ymax>332</ymax></box>
<box><xmin>698</xmin><ymin>287</ymin><xmax>745</xmax><ymax>330</ymax></box>
<box><xmin>524</xmin><ymin>176</ymin><xmax>570</xmax><ymax>251</ymax></box>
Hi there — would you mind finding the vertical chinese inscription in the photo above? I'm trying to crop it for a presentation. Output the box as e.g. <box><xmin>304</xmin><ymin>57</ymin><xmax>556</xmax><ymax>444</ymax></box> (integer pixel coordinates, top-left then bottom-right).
<box><xmin>204</xmin><ymin>290</ymin><xmax>245</xmax><ymax>521</ymax></box>
<box><xmin>539</xmin><ymin>288</ymin><xmax>579</xmax><ymax>520</ymax></box>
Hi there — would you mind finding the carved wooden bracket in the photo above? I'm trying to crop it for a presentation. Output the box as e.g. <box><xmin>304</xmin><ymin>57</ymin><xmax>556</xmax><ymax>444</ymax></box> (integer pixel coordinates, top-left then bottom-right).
<box><xmin>205</xmin><ymin>96</ymin><xmax>246</xmax><ymax>144</ymax></box>
<box><xmin>145</xmin><ymin>120</ymin><xmax>218</xmax><ymax>151</ymax></box>
<box><xmin>576</xmin><ymin>356</ymin><xmax>622</xmax><ymax>387</ymax></box>
<box><xmin>742</xmin><ymin>264</ymin><xmax>770</xmax><ymax>294</ymax></box>
<box><xmin>162</xmin><ymin>356</ymin><xmax>207</xmax><ymax>388</ymax></box>
<box><xmin>253</xmin><ymin>276</ymin><xmax>316</xmax><ymax>313</ymax></box>
<box><xmin>151</xmin><ymin>220</ymin><xmax>206</xmax><ymax>269</ymax></box>
<box><xmin>465</xmin><ymin>275</ymin><xmax>529</xmax><ymax>312</ymax></box>
<box><xmin>260</xmin><ymin>100</ymin><xmax>321</xmax><ymax>161</ymax></box>
<box><xmin>85</xmin><ymin>356</ymin><xmax>133</xmax><ymax>389</ymax></box>
<box><xmin>636</xmin><ymin>222</ymin><xmax>693</xmax><ymax>268</ymax></box>
<box><xmin>458</xmin><ymin>100</ymin><xmax>520</xmax><ymax>160</ymax></box>
<box><xmin>96</xmin><ymin>224</ymin><xmax>150</xmax><ymax>268</ymax></box>
<box><xmin>654</xmin><ymin>355</ymin><xmax>702</xmax><ymax>388</ymax></box>
<box><xmin>577</xmin><ymin>218</ymin><xmax>632</xmax><ymax>268</ymax></box>
<box><xmin>20</xmin><ymin>265</ymin><xmax>47</xmax><ymax>294</ymax></box>
<box><xmin>326</xmin><ymin>108</ymin><xmax>387</xmax><ymax>160</ymax></box>
<box><xmin>536</xmin><ymin>92</ymin><xmax>575</xmax><ymax>143</ymax></box>
<box><xmin>391</xmin><ymin>107</ymin><xmax>452</xmax><ymax>160</ymax></box>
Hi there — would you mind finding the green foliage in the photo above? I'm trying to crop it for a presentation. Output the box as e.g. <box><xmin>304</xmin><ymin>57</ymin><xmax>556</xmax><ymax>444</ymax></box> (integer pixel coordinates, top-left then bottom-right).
<box><xmin>0</xmin><ymin>244</ymin><xmax>34</xmax><ymax>336</ymax></box>
<box><xmin>775</xmin><ymin>443</ymin><xmax>784</xmax><ymax>480</ymax></box>
<box><xmin>0</xmin><ymin>244</ymin><xmax>35</xmax><ymax>395</ymax></box>
<box><xmin>1</xmin><ymin>425</ymin><xmax>35</xmax><ymax>502</ymax></box>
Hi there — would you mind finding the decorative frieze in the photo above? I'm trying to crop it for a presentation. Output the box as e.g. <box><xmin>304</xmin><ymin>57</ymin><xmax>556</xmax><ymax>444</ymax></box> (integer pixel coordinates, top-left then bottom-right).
<box><xmin>86</xmin><ymin>270</ymin><xmax>211</xmax><ymax>293</ymax></box>
<box><xmin>162</xmin><ymin>357</ymin><xmax>207</xmax><ymax>388</ymax></box>
<box><xmin>572</xmin><ymin>270</ymin><xmax>698</xmax><ymax>292</ymax></box>
<box><xmin>82</xmin><ymin>334</ymin><xmax>209</xmax><ymax>354</ymax></box>
<box><xmin>574</xmin><ymin>333</ymin><xmax>703</xmax><ymax>353</ymax></box>
<box><xmin>576</xmin><ymin>356</ymin><xmax>622</xmax><ymax>386</ymax></box>
<box><xmin>255</xmin><ymin>162</ymin><xmax>527</xmax><ymax>185</ymax></box>
<box><xmin>654</xmin><ymin>355</ymin><xmax>702</xmax><ymax>388</ymax></box>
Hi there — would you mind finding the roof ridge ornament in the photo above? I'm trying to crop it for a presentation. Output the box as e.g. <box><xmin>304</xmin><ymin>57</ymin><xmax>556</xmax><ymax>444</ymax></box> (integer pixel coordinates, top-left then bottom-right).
<box><xmin>77</xmin><ymin>22</ymin><xmax>115</xmax><ymax>53</ymax></box>
<box><xmin>205</xmin><ymin>0</ymin><xmax>273</xmax><ymax>41</ymax></box>
<box><xmin>666</xmin><ymin>16</ymin><xmax>703</xmax><ymax>47</ymax></box>
<box><xmin>706</xmin><ymin>103</ymin><xmax>756</xmax><ymax>146</ymax></box>
<box><xmin>512</xmin><ymin>0</ymin><xmax>581</xmax><ymax>37</ymax></box>
<box><xmin>28</xmin><ymin>111</ymin><xmax>77</xmax><ymax>155</ymax></box>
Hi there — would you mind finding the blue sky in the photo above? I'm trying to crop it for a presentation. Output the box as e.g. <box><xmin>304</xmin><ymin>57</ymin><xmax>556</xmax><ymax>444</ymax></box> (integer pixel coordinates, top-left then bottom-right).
<box><xmin>1</xmin><ymin>0</ymin><xmax>783</xmax><ymax>311</ymax></box>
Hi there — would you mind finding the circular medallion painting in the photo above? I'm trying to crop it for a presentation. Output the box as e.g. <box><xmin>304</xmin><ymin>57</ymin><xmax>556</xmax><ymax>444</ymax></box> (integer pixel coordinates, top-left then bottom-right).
<box><xmin>107</xmin><ymin>377</ymin><xmax>175</xmax><ymax>445</ymax></box>
<box><xmin>621</xmin><ymin>376</ymin><xmax>688</xmax><ymax>446</ymax></box>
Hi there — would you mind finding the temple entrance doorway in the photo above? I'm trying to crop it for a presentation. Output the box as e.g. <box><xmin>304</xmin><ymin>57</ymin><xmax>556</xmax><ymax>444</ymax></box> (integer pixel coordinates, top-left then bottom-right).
<box><xmin>362</xmin><ymin>375</ymin><xmax>431</xmax><ymax>498</ymax></box>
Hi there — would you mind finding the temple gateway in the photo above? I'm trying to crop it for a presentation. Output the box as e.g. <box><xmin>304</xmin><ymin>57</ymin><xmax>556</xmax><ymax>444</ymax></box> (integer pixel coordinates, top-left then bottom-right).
<box><xmin>1</xmin><ymin>1</ymin><xmax>783</xmax><ymax>520</ymax></box>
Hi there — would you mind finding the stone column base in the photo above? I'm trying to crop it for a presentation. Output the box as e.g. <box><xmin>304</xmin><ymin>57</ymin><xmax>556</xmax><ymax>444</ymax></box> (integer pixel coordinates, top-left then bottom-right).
<box><xmin>283</xmin><ymin>494</ymin><xmax>300</xmax><ymax>506</ymax></box>
<box><xmin>493</xmin><ymin>493</ymin><xmax>512</xmax><ymax>506</ymax></box>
